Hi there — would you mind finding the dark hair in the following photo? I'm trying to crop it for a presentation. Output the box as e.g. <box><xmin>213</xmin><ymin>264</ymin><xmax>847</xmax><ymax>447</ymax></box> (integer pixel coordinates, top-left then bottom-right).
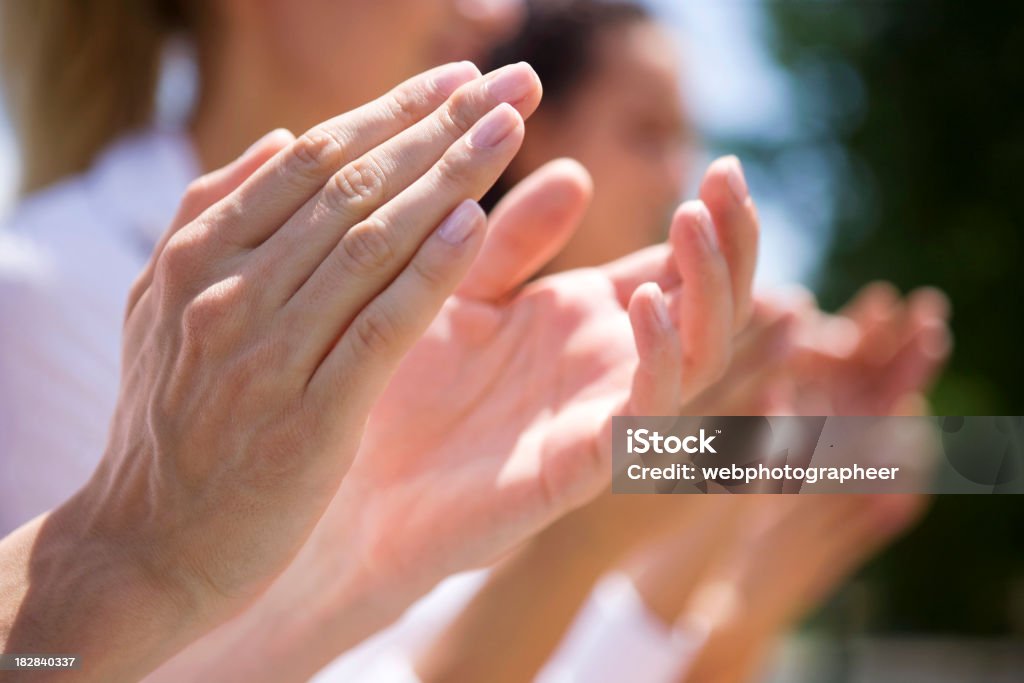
<box><xmin>481</xmin><ymin>0</ymin><xmax>652</xmax><ymax>210</ymax></box>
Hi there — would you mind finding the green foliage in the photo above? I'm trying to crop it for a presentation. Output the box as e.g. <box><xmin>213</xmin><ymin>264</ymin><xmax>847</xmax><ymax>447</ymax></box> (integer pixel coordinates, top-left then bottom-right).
<box><xmin>758</xmin><ymin>0</ymin><xmax>1024</xmax><ymax>635</ymax></box>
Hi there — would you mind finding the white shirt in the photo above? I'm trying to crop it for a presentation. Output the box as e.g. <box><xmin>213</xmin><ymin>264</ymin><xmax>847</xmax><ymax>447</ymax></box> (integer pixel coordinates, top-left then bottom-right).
<box><xmin>0</xmin><ymin>129</ymin><xmax>197</xmax><ymax>534</ymax></box>
<box><xmin>311</xmin><ymin>570</ymin><xmax>488</xmax><ymax>683</ymax></box>
<box><xmin>538</xmin><ymin>573</ymin><xmax>703</xmax><ymax>683</ymax></box>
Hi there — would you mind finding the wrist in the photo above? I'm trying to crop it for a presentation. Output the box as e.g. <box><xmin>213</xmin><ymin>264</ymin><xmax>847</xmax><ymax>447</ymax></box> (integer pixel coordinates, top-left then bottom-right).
<box><xmin>541</xmin><ymin>508</ymin><xmax>635</xmax><ymax>571</ymax></box>
<box><xmin>64</xmin><ymin>468</ymin><xmax>211</xmax><ymax>625</ymax></box>
<box><xmin>185</xmin><ymin>510</ymin><xmax>418</xmax><ymax>683</ymax></box>
<box><xmin>0</xmin><ymin>493</ymin><xmax>200</xmax><ymax>681</ymax></box>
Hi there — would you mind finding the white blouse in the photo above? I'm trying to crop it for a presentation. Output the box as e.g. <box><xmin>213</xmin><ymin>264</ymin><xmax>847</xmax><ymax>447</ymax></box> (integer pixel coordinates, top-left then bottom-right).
<box><xmin>0</xmin><ymin>129</ymin><xmax>198</xmax><ymax>534</ymax></box>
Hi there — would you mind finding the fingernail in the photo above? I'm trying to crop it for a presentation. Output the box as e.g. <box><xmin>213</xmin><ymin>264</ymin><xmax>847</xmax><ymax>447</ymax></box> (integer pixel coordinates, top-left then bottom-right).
<box><xmin>469</xmin><ymin>103</ymin><xmax>519</xmax><ymax>148</ymax></box>
<box><xmin>437</xmin><ymin>200</ymin><xmax>482</xmax><ymax>245</ymax></box>
<box><xmin>433</xmin><ymin>61</ymin><xmax>480</xmax><ymax>95</ymax></box>
<box><xmin>485</xmin><ymin>62</ymin><xmax>536</xmax><ymax>104</ymax></box>
<box><xmin>919</xmin><ymin>323</ymin><xmax>952</xmax><ymax>359</ymax></box>
<box><xmin>725</xmin><ymin>156</ymin><xmax>748</xmax><ymax>203</ymax></box>
<box><xmin>651</xmin><ymin>286</ymin><xmax>673</xmax><ymax>330</ymax></box>
<box><xmin>695</xmin><ymin>204</ymin><xmax>719</xmax><ymax>252</ymax></box>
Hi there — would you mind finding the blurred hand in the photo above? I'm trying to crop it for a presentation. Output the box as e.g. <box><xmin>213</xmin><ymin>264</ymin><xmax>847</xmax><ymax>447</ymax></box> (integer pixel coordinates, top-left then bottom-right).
<box><xmin>787</xmin><ymin>282</ymin><xmax>952</xmax><ymax>415</ymax></box>
<box><xmin>678</xmin><ymin>493</ymin><xmax>929</xmax><ymax>683</ymax></box>
<box><xmin>683</xmin><ymin>281</ymin><xmax>951</xmax><ymax>419</ymax></box>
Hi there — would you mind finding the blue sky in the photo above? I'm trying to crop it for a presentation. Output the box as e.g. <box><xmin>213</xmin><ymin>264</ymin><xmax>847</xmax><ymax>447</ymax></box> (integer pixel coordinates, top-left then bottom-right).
<box><xmin>0</xmin><ymin>1</ymin><xmax>824</xmax><ymax>287</ymax></box>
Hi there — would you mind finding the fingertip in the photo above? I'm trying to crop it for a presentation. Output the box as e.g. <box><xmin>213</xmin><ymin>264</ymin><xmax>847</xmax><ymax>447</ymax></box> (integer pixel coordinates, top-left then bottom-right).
<box><xmin>540</xmin><ymin>158</ymin><xmax>595</xmax><ymax>202</ymax></box>
<box><xmin>628</xmin><ymin>282</ymin><xmax>676</xmax><ymax>356</ymax></box>
<box><xmin>264</xmin><ymin>127</ymin><xmax>296</xmax><ymax>146</ymax></box>
<box><xmin>700</xmin><ymin>155</ymin><xmax>750</xmax><ymax>207</ymax></box>
<box><xmin>483</xmin><ymin>62</ymin><xmax>543</xmax><ymax>116</ymax></box>
<box><xmin>628</xmin><ymin>283</ymin><xmax>683</xmax><ymax>415</ymax></box>
<box><xmin>432</xmin><ymin>60</ymin><xmax>484</xmax><ymax>95</ymax></box>
<box><xmin>243</xmin><ymin>128</ymin><xmax>295</xmax><ymax>167</ymax></box>
<box><xmin>467</xmin><ymin>102</ymin><xmax>525</xmax><ymax>150</ymax></box>
<box><xmin>460</xmin><ymin>59</ymin><xmax>484</xmax><ymax>77</ymax></box>
<box><xmin>671</xmin><ymin>200</ymin><xmax>718</xmax><ymax>254</ymax></box>
<box><xmin>633</xmin><ymin>281</ymin><xmax>672</xmax><ymax>328</ymax></box>
<box><xmin>916</xmin><ymin>318</ymin><xmax>953</xmax><ymax>360</ymax></box>
<box><xmin>703</xmin><ymin>154</ymin><xmax>738</xmax><ymax>178</ymax></box>
<box><xmin>767</xmin><ymin>284</ymin><xmax>819</xmax><ymax>314</ymax></box>
<box><xmin>516</xmin><ymin>60</ymin><xmax>544</xmax><ymax>108</ymax></box>
<box><xmin>518</xmin><ymin>159</ymin><xmax>593</xmax><ymax>220</ymax></box>
<box><xmin>671</xmin><ymin>198</ymin><xmax>707</xmax><ymax>224</ymax></box>
<box><xmin>627</xmin><ymin>281</ymin><xmax>655</xmax><ymax>327</ymax></box>
<box><xmin>869</xmin><ymin>493</ymin><xmax>929</xmax><ymax>537</ymax></box>
<box><xmin>861</xmin><ymin>280</ymin><xmax>902</xmax><ymax>309</ymax></box>
<box><xmin>228</xmin><ymin>128</ymin><xmax>295</xmax><ymax>175</ymax></box>
<box><xmin>908</xmin><ymin>286</ymin><xmax>952</xmax><ymax>321</ymax></box>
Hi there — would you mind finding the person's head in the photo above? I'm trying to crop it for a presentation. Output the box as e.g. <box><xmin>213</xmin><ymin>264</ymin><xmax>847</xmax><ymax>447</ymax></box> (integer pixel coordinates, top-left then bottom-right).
<box><xmin>194</xmin><ymin>0</ymin><xmax>526</xmax><ymax>132</ymax></box>
<box><xmin>1</xmin><ymin>0</ymin><xmax>526</xmax><ymax>193</ymax></box>
<box><xmin>484</xmin><ymin>0</ymin><xmax>695</xmax><ymax>273</ymax></box>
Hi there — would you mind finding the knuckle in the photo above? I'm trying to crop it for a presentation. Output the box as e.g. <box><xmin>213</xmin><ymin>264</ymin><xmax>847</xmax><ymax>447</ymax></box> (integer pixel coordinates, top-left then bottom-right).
<box><xmin>351</xmin><ymin>306</ymin><xmax>399</xmax><ymax>354</ymax></box>
<box><xmin>226</xmin><ymin>338</ymin><xmax>289</xmax><ymax>395</ymax></box>
<box><xmin>290</xmin><ymin>129</ymin><xmax>346</xmax><ymax>177</ymax></box>
<box><xmin>439</xmin><ymin>87</ymin><xmax>477</xmax><ymax>137</ymax></box>
<box><xmin>157</xmin><ymin>232</ymin><xmax>198</xmax><ymax>286</ymax></box>
<box><xmin>125</xmin><ymin>273</ymin><xmax>147</xmax><ymax>310</ymax></box>
<box><xmin>339</xmin><ymin>219</ymin><xmax>396</xmax><ymax>275</ymax></box>
<box><xmin>328</xmin><ymin>157</ymin><xmax>386</xmax><ymax>208</ymax></box>
<box><xmin>435</xmin><ymin>154</ymin><xmax>474</xmax><ymax>190</ymax></box>
<box><xmin>179</xmin><ymin>177</ymin><xmax>212</xmax><ymax>216</ymax></box>
<box><xmin>180</xmin><ymin>298</ymin><xmax>218</xmax><ymax>342</ymax></box>
<box><xmin>180</xmin><ymin>277</ymin><xmax>243</xmax><ymax>341</ymax></box>
<box><xmin>387</xmin><ymin>85</ymin><xmax>425</xmax><ymax>127</ymax></box>
<box><xmin>410</xmin><ymin>250</ymin><xmax>448</xmax><ymax>288</ymax></box>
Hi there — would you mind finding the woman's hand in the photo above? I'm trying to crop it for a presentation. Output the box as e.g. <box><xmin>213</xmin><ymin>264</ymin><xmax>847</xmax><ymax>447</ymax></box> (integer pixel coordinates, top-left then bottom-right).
<box><xmin>789</xmin><ymin>282</ymin><xmax>951</xmax><ymax>415</ymax></box>
<box><xmin>1</xmin><ymin>60</ymin><xmax>537</xmax><ymax>682</ymax></box>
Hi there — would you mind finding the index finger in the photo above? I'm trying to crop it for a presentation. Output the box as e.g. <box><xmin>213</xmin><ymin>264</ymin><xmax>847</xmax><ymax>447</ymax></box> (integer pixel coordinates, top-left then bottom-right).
<box><xmin>211</xmin><ymin>62</ymin><xmax>482</xmax><ymax>249</ymax></box>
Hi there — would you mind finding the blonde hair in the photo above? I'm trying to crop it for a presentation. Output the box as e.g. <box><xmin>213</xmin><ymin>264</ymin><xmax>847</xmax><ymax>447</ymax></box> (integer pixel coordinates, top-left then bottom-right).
<box><xmin>0</xmin><ymin>1</ymin><xmax>196</xmax><ymax>194</ymax></box>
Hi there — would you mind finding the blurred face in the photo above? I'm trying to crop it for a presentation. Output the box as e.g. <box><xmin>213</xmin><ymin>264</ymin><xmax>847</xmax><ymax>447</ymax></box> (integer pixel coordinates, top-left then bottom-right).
<box><xmin>516</xmin><ymin>20</ymin><xmax>695</xmax><ymax>273</ymax></box>
<box><xmin>224</xmin><ymin>0</ymin><xmax>525</xmax><ymax>125</ymax></box>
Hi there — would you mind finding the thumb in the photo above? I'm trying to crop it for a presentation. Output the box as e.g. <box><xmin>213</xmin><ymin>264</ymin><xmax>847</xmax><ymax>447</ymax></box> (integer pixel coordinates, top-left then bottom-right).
<box><xmin>457</xmin><ymin>158</ymin><xmax>591</xmax><ymax>301</ymax></box>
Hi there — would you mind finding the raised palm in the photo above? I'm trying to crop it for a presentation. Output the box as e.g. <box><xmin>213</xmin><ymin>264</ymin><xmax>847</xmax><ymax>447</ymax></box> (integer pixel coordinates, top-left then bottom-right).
<box><xmin>317</xmin><ymin>158</ymin><xmax>758</xmax><ymax>599</ymax></box>
<box><xmin>349</xmin><ymin>267</ymin><xmax>640</xmax><ymax>581</ymax></box>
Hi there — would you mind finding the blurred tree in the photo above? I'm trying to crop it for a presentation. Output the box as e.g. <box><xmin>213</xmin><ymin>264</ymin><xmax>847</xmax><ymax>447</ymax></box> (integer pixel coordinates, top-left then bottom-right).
<box><xmin>754</xmin><ymin>0</ymin><xmax>1024</xmax><ymax>635</ymax></box>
